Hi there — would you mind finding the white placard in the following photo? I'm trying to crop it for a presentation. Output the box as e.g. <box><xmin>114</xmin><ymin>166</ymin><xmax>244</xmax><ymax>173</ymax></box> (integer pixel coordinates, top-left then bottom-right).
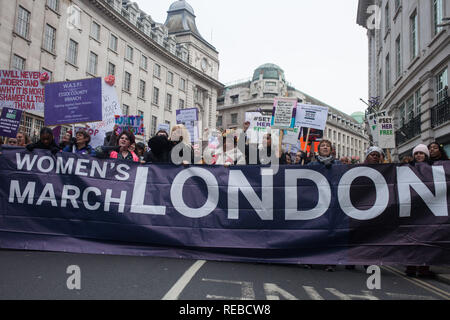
<box><xmin>376</xmin><ymin>116</ymin><xmax>396</xmax><ymax>149</ymax></box>
<box><xmin>84</xmin><ymin>81</ymin><xmax>122</xmax><ymax>148</ymax></box>
<box><xmin>245</xmin><ymin>112</ymin><xmax>271</xmax><ymax>144</ymax></box>
<box><xmin>295</xmin><ymin>104</ymin><xmax>329</xmax><ymax>131</ymax></box>
<box><xmin>157</xmin><ymin>123</ymin><xmax>170</xmax><ymax>134</ymax></box>
<box><xmin>271</xmin><ymin>98</ymin><xmax>297</xmax><ymax>129</ymax></box>
<box><xmin>367</xmin><ymin>111</ymin><xmax>386</xmax><ymax>145</ymax></box>
<box><xmin>0</xmin><ymin>70</ymin><xmax>45</xmax><ymax>112</ymax></box>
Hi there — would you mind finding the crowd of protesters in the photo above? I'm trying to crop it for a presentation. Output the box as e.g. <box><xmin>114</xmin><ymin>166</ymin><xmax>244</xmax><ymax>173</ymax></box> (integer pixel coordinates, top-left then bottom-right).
<box><xmin>0</xmin><ymin>120</ymin><xmax>448</xmax><ymax>278</ymax></box>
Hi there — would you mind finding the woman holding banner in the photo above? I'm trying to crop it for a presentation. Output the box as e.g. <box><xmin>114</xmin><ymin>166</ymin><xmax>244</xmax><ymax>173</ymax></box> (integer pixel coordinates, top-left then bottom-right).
<box><xmin>307</xmin><ymin>139</ymin><xmax>341</xmax><ymax>272</ymax></box>
<box><xmin>25</xmin><ymin>127</ymin><xmax>60</xmax><ymax>154</ymax></box>
<box><xmin>63</xmin><ymin>130</ymin><xmax>96</xmax><ymax>156</ymax></box>
<box><xmin>307</xmin><ymin>140</ymin><xmax>341</xmax><ymax>169</ymax></box>
<box><xmin>428</xmin><ymin>142</ymin><xmax>449</xmax><ymax>163</ymax></box>
<box><xmin>109</xmin><ymin>131</ymin><xmax>139</xmax><ymax>162</ymax></box>
<box><xmin>16</xmin><ymin>132</ymin><xmax>31</xmax><ymax>147</ymax></box>
<box><xmin>404</xmin><ymin>144</ymin><xmax>435</xmax><ymax>278</ymax></box>
<box><xmin>169</xmin><ymin>124</ymin><xmax>194</xmax><ymax>165</ymax></box>
<box><xmin>364</xmin><ymin>146</ymin><xmax>385</xmax><ymax>165</ymax></box>
<box><xmin>145</xmin><ymin>130</ymin><xmax>172</xmax><ymax>164</ymax></box>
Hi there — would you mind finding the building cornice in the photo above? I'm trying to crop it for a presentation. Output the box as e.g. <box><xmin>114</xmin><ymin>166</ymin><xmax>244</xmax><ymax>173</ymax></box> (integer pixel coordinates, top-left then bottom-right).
<box><xmin>87</xmin><ymin>0</ymin><xmax>224</xmax><ymax>89</ymax></box>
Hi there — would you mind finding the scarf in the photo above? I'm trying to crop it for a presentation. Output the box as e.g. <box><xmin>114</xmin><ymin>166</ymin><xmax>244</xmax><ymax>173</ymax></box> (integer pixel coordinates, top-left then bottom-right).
<box><xmin>317</xmin><ymin>155</ymin><xmax>334</xmax><ymax>166</ymax></box>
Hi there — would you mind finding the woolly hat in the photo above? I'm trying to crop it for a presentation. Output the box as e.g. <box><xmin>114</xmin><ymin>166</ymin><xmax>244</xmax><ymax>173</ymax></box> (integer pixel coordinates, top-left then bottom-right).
<box><xmin>412</xmin><ymin>144</ymin><xmax>430</xmax><ymax>158</ymax></box>
<box><xmin>365</xmin><ymin>146</ymin><xmax>385</xmax><ymax>159</ymax></box>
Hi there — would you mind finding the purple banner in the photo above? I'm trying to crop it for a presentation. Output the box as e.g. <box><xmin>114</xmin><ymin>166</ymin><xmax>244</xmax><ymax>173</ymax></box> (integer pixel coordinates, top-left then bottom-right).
<box><xmin>0</xmin><ymin>107</ymin><xmax>22</xmax><ymax>138</ymax></box>
<box><xmin>0</xmin><ymin>149</ymin><xmax>449</xmax><ymax>265</ymax></box>
<box><xmin>44</xmin><ymin>78</ymin><xmax>102</xmax><ymax>126</ymax></box>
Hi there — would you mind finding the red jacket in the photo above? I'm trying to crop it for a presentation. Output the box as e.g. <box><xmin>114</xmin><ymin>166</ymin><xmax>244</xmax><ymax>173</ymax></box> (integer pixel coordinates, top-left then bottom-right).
<box><xmin>110</xmin><ymin>151</ymin><xmax>139</xmax><ymax>162</ymax></box>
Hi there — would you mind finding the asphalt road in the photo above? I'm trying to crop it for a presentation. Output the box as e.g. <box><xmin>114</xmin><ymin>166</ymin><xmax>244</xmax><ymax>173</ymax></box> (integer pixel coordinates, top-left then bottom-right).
<box><xmin>1</xmin><ymin>249</ymin><xmax>449</xmax><ymax>301</ymax></box>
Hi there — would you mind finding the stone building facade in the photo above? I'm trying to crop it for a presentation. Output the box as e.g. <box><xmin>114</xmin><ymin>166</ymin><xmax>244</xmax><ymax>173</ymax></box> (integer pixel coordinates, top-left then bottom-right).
<box><xmin>357</xmin><ymin>0</ymin><xmax>449</xmax><ymax>158</ymax></box>
<box><xmin>0</xmin><ymin>0</ymin><xmax>222</xmax><ymax>141</ymax></box>
<box><xmin>217</xmin><ymin>64</ymin><xmax>369</xmax><ymax>160</ymax></box>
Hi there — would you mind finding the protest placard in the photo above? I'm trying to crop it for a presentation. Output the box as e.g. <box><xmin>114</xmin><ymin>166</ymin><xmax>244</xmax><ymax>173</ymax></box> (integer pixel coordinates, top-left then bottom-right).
<box><xmin>176</xmin><ymin>108</ymin><xmax>199</xmax><ymax>143</ymax></box>
<box><xmin>157</xmin><ymin>123</ymin><xmax>170</xmax><ymax>134</ymax></box>
<box><xmin>0</xmin><ymin>107</ymin><xmax>23</xmax><ymax>138</ymax></box>
<box><xmin>282</xmin><ymin>127</ymin><xmax>301</xmax><ymax>146</ymax></box>
<box><xmin>245</xmin><ymin>112</ymin><xmax>271</xmax><ymax>144</ymax></box>
<box><xmin>295</xmin><ymin>104</ymin><xmax>329</xmax><ymax>131</ymax></box>
<box><xmin>114</xmin><ymin>115</ymin><xmax>145</xmax><ymax>136</ymax></box>
<box><xmin>271</xmin><ymin>98</ymin><xmax>297</xmax><ymax>129</ymax></box>
<box><xmin>44</xmin><ymin>78</ymin><xmax>103</xmax><ymax>126</ymax></box>
<box><xmin>0</xmin><ymin>70</ymin><xmax>45</xmax><ymax>112</ymax></box>
<box><xmin>367</xmin><ymin>111</ymin><xmax>386</xmax><ymax>145</ymax></box>
<box><xmin>83</xmin><ymin>80</ymin><xmax>122</xmax><ymax>148</ymax></box>
<box><xmin>376</xmin><ymin>116</ymin><xmax>396</xmax><ymax>149</ymax></box>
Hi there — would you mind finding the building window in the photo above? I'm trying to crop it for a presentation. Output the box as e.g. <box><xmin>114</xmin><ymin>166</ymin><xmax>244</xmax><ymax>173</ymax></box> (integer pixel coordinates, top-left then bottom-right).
<box><xmin>410</xmin><ymin>11</ymin><xmax>418</xmax><ymax>60</ymax></box>
<box><xmin>108</xmin><ymin>62</ymin><xmax>116</xmax><ymax>76</ymax></box>
<box><xmin>180</xmin><ymin>78</ymin><xmax>186</xmax><ymax>91</ymax></box>
<box><xmin>140</xmin><ymin>55</ymin><xmax>148</xmax><ymax>70</ymax></box>
<box><xmin>415</xmin><ymin>89</ymin><xmax>422</xmax><ymax>116</ymax></box>
<box><xmin>34</xmin><ymin>119</ymin><xmax>44</xmax><ymax>134</ymax></box>
<box><xmin>231</xmin><ymin>113</ymin><xmax>238</xmax><ymax>125</ymax></box>
<box><xmin>154</xmin><ymin>64</ymin><xmax>161</xmax><ymax>78</ymax></box>
<box><xmin>16</xmin><ymin>6</ymin><xmax>31</xmax><ymax>39</ymax></box>
<box><xmin>385</xmin><ymin>54</ymin><xmax>391</xmax><ymax>92</ymax></box>
<box><xmin>43</xmin><ymin>24</ymin><xmax>56</xmax><ymax>53</ymax></box>
<box><xmin>436</xmin><ymin>68</ymin><xmax>448</xmax><ymax>103</ymax></box>
<box><xmin>394</xmin><ymin>0</ymin><xmax>401</xmax><ymax>11</ymax></box>
<box><xmin>46</xmin><ymin>0</ymin><xmax>59</xmax><ymax>12</ymax></box>
<box><xmin>406</xmin><ymin>95</ymin><xmax>415</xmax><ymax>121</ymax></box>
<box><xmin>167</xmin><ymin>71</ymin><xmax>174</xmax><ymax>85</ymax></box>
<box><xmin>109</xmin><ymin>34</ymin><xmax>118</xmax><ymax>52</ymax></box>
<box><xmin>125</xmin><ymin>45</ymin><xmax>133</xmax><ymax>62</ymax></box>
<box><xmin>12</xmin><ymin>54</ymin><xmax>25</xmax><ymax>71</ymax></box>
<box><xmin>395</xmin><ymin>36</ymin><xmax>402</xmax><ymax>79</ymax></box>
<box><xmin>179</xmin><ymin>99</ymin><xmax>185</xmax><ymax>110</ymax></box>
<box><xmin>24</xmin><ymin>116</ymin><xmax>33</xmax><ymax>136</ymax></box>
<box><xmin>433</xmin><ymin>0</ymin><xmax>443</xmax><ymax>35</ymax></box>
<box><xmin>231</xmin><ymin>95</ymin><xmax>239</xmax><ymax>104</ymax></box>
<box><xmin>151</xmin><ymin>116</ymin><xmax>157</xmax><ymax>136</ymax></box>
<box><xmin>88</xmin><ymin>52</ymin><xmax>98</xmax><ymax>75</ymax></box>
<box><xmin>153</xmin><ymin>87</ymin><xmax>159</xmax><ymax>105</ymax></box>
<box><xmin>217</xmin><ymin>116</ymin><xmax>222</xmax><ymax>127</ymax></box>
<box><xmin>91</xmin><ymin>21</ymin><xmax>100</xmax><ymax>41</ymax></box>
<box><xmin>67</xmin><ymin>39</ymin><xmax>78</xmax><ymax>66</ymax></box>
<box><xmin>378</xmin><ymin>69</ymin><xmax>383</xmax><ymax>98</ymax></box>
<box><xmin>122</xmin><ymin>104</ymin><xmax>129</xmax><ymax>116</ymax></box>
<box><xmin>384</xmin><ymin>3</ymin><xmax>390</xmax><ymax>34</ymax></box>
<box><xmin>166</xmin><ymin>93</ymin><xmax>172</xmax><ymax>111</ymax></box>
<box><xmin>123</xmin><ymin>72</ymin><xmax>131</xmax><ymax>92</ymax></box>
<box><xmin>139</xmin><ymin>80</ymin><xmax>146</xmax><ymax>99</ymax></box>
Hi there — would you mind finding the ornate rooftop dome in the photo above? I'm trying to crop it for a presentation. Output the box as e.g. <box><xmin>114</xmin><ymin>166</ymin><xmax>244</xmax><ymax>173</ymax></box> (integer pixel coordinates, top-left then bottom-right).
<box><xmin>165</xmin><ymin>0</ymin><xmax>200</xmax><ymax>36</ymax></box>
<box><xmin>252</xmin><ymin>63</ymin><xmax>285</xmax><ymax>82</ymax></box>
<box><xmin>351</xmin><ymin>111</ymin><xmax>365</xmax><ymax>124</ymax></box>
<box><xmin>168</xmin><ymin>0</ymin><xmax>195</xmax><ymax>16</ymax></box>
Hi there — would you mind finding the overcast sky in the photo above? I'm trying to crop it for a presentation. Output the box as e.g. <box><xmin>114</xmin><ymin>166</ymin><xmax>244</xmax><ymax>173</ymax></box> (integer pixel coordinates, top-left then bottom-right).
<box><xmin>134</xmin><ymin>0</ymin><xmax>369</xmax><ymax>116</ymax></box>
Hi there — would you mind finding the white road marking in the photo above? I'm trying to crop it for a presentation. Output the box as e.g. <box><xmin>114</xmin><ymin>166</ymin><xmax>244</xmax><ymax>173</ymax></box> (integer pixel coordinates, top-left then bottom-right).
<box><xmin>326</xmin><ymin>288</ymin><xmax>379</xmax><ymax>300</ymax></box>
<box><xmin>162</xmin><ymin>260</ymin><xmax>206</xmax><ymax>300</ymax></box>
<box><xmin>264</xmin><ymin>283</ymin><xmax>298</xmax><ymax>300</ymax></box>
<box><xmin>303</xmin><ymin>286</ymin><xmax>325</xmax><ymax>300</ymax></box>
<box><xmin>202</xmin><ymin>278</ymin><xmax>256</xmax><ymax>300</ymax></box>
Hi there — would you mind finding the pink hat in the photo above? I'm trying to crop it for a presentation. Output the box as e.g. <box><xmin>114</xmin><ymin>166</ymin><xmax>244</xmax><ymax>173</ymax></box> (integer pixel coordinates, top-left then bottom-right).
<box><xmin>413</xmin><ymin>144</ymin><xmax>430</xmax><ymax>158</ymax></box>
